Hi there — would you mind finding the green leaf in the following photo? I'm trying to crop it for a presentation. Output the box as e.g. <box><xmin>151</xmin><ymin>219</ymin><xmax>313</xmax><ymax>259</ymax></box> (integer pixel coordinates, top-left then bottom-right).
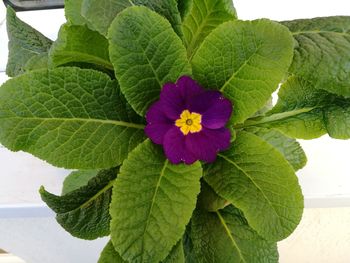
<box><xmin>49</xmin><ymin>24</ymin><xmax>113</xmax><ymax>71</ymax></box>
<box><xmin>98</xmin><ymin>240</ymin><xmax>184</xmax><ymax>263</ymax></box>
<box><xmin>197</xmin><ymin>180</ymin><xmax>228</xmax><ymax>212</ymax></box>
<box><xmin>192</xmin><ymin>19</ymin><xmax>294</xmax><ymax>124</ymax></box>
<box><xmin>40</xmin><ymin>168</ymin><xmax>118</xmax><ymax>240</ymax></box>
<box><xmin>0</xmin><ymin>67</ymin><xmax>145</xmax><ymax>169</ymax></box>
<box><xmin>247</xmin><ymin>128</ymin><xmax>307</xmax><ymax>171</ymax></box>
<box><xmin>243</xmin><ymin>77</ymin><xmax>350</xmax><ymax>139</ymax></box>
<box><xmin>64</xmin><ymin>0</ymin><xmax>86</xmax><ymax>25</ymax></box>
<box><xmin>190</xmin><ymin>206</ymin><xmax>278</xmax><ymax>262</ymax></box>
<box><xmin>82</xmin><ymin>0</ymin><xmax>183</xmax><ymax>38</ymax></box>
<box><xmin>98</xmin><ymin>241</ymin><xmax>126</xmax><ymax>263</ymax></box>
<box><xmin>204</xmin><ymin>131</ymin><xmax>303</xmax><ymax>241</ymax></box>
<box><xmin>176</xmin><ymin>0</ymin><xmax>193</xmax><ymax>20</ymax></box>
<box><xmin>108</xmin><ymin>6</ymin><xmax>191</xmax><ymax>116</ymax></box>
<box><xmin>110</xmin><ymin>140</ymin><xmax>202</xmax><ymax>263</ymax></box>
<box><xmin>24</xmin><ymin>53</ymin><xmax>49</xmax><ymax>72</ymax></box>
<box><xmin>62</xmin><ymin>170</ymin><xmax>99</xmax><ymax>195</ymax></box>
<box><xmin>182</xmin><ymin>0</ymin><xmax>237</xmax><ymax>58</ymax></box>
<box><xmin>282</xmin><ymin>16</ymin><xmax>350</xmax><ymax>97</ymax></box>
<box><xmin>6</xmin><ymin>7</ymin><xmax>52</xmax><ymax>77</ymax></box>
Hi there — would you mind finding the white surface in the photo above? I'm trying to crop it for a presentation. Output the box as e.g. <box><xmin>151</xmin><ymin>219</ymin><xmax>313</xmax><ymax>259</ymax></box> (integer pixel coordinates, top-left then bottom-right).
<box><xmin>279</xmin><ymin>207</ymin><xmax>350</xmax><ymax>263</ymax></box>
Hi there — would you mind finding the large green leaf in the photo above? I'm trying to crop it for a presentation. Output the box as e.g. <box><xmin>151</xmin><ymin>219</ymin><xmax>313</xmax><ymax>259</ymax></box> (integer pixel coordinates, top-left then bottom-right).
<box><xmin>0</xmin><ymin>67</ymin><xmax>145</xmax><ymax>169</ymax></box>
<box><xmin>205</xmin><ymin>131</ymin><xmax>303</xmax><ymax>241</ymax></box>
<box><xmin>62</xmin><ymin>170</ymin><xmax>99</xmax><ymax>195</ymax></box>
<box><xmin>282</xmin><ymin>16</ymin><xmax>350</xmax><ymax>97</ymax></box>
<box><xmin>64</xmin><ymin>0</ymin><xmax>86</xmax><ymax>25</ymax></box>
<box><xmin>6</xmin><ymin>7</ymin><xmax>52</xmax><ymax>77</ymax></box>
<box><xmin>108</xmin><ymin>6</ymin><xmax>191</xmax><ymax>116</ymax></box>
<box><xmin>98</xmin><ymin>241</ymin><xmax>126</xmax><ymax>263</ymax></box>
<box><xmin>110</xmin><ymin>140</ymin><xmax>202</xmax><ymax>263</ymax></box>
<box><xmin>40</xmin><ymin>168</ymin><xmax>118</xmax><ymax>240</ymax></box>
<box><xmin>197</xmin><ymin>180</ymin><xmax>227</xmax><ymax>212</ymax></box>
<box><xmin>24</xmin><ymin>52</ymin><xmax>49</xmax><ymax>72</ymax></box>
<box><xmin>248</xmin><ymin>128</ymin><xmax>307</xmax><ymax>171</ymax></box>
<box><xmin>190</xmin><ymin>206</ymin><xmax>278</xmax><ymax>262</ymax></box>
<box><xmin>177</xmin><ymin>0</ymin><xmax>193</xmax><ymax>20</ymax></box>
<box><xmin>82</xmin><ymin>0</ymin><xmax>183</xmax><ymax>37</ymax></box>
<box><xmin>182</xmin><ymin>0</ymin><xmax>237</xmax><ymax>58</ymax></box>
<box><xmin>49</xmin><ymin>24</ymin><xmax>113</xmax><ymax>70</ymax></box>
<box><xmin>242</xmin><ymin>77</ymin><xmax>350</xmax><ymax>139</ymax></box>
<box><xmin>192</xmin><ymin>19</ymin><xmax>294</xmax><ymax>124</ymax></box>
<box><xmin>98</xmin><ymin>240</ymin><xmax>184</xmax><ymax>263</ymax></box>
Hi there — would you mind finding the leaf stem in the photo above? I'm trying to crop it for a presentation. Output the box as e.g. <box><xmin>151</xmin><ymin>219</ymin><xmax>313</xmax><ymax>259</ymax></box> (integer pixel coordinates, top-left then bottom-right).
<box><xmin>234</xmin><ymin>107</ymin><xmax>315</xmax><ymax>129</ymax></box>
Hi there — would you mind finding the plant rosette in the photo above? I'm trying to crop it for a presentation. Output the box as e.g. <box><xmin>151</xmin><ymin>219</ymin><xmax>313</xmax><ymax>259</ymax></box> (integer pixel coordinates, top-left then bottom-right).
<box><xmin>1</xmin><ymin>0</ymin><xmax>350</xmax><ymax>262</ymax></box>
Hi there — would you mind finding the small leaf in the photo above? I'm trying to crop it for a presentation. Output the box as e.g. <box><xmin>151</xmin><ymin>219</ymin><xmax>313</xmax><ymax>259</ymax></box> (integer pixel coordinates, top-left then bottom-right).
<box><xmin>6</xmin><ymin>7</ymin><xmax>52</xmax><ymax>77</ymax></box>
<box><xmin>110</xmin><ymin>140</ymin><xmax>202</xmax><ymax>263</ymax></box>
<box><xmin>40</xmin><ymin>168</ymin><xmax>118</xmax><ymax>240</ymax></box>
<box><xmin>82</xmin><ymin>0</ymin><xmax>183</xmax><ymax>37</ymax></box>
<box><xmin>0</xmin><ymin>67</ymin><xmax>145</xmax><ymax>169</ymax></box>
<box><xmin>62</xmin><ymin>170</ymin><xmax>99</xmax><ymax>195</ymax></box>
<box><xmin>190</xmin><ymin>206</ymin><xmax>278</xmax><ymax>262</ymax></box>
<box><xmin>197</xmin><ymin>180</ymin><xmax>227</xmax><ymax>212</ymax></box>
<box><xmin>108</xmin><ymin>6</ymin><xmax>191</xmax><ymax>116</ymax></box>
<box><xmin>192</xmin><ymin>19</ymin><xmax>294</xmax><ymax>124</ymax></box>
<box><xmin>49</xmin><ymin>24</ymin><xmax>113</xmax><ymax>71</ymax></box>
<box><xmin>282</xmin><ymin>16</ymin><xmax>350</xmax><ymax>97</ymax></box>
<box><xmin>182</xmin><ymin>0</ymin><xmax>237</xmax><ymax>58</ymax></box>
<box><xmin>246</xmin><ymin>77</ymin><xmax>350</xmax><ymax>139</ymax></box>
<box><xmin>205</xmin><ymin>131</ymin><xmax>303</xmax><ymax>241</ymax></box>
<box><xmin>64</xmin><ymin>0</ymin><xmax>87</xmax><ymax>25</ymax></box>
<box><xmin>24</xmin><ymin>53</ymin><xmax>49</xmax><ymax>72</ymax></box>
<box><xmin>248</xmin><ymin>128</ymin><xmax>307</xmax><ymax>171</ymax></box>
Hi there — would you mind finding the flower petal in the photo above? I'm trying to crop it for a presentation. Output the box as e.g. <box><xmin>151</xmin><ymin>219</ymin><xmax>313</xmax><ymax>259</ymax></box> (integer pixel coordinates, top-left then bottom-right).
<box><xmin>160</xmin><ymin>83</ymin><xmax>185</xmax><ymax>120</ymax></box>
<box><xmin>146</xmin><ymin>101</ymin><xmax>172</xmax><ymax>124</ymax></box>
<box><xmin>145</xmin><ymin>123</ymin><xmax>173</xmax><ymax>145</ymax></box>
<box><xmin>163</xmin><ymin>127</ymin><xmax>197</xmax><ymax>164</ymax></box>
<box><xmin>189</xmin><ymin>91</ymin><xmax>233</xmax><ymax>129</ymax></box>
<box><xmin>177</xmin><ymin>76</ymin><xmax>204</xmax><ymax>102</ymax></box>
<box><xmin>185</xmin><ymin>128</ymin><xmax>231</xmax><ymax>163</ymax></box>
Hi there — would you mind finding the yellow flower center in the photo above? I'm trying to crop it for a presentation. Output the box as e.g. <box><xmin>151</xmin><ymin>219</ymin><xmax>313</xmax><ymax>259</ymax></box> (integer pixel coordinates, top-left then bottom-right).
<box><xmin>175</xmin><ymin>110</ymin><xmax>202</xmax><ymax>135</ymax></box>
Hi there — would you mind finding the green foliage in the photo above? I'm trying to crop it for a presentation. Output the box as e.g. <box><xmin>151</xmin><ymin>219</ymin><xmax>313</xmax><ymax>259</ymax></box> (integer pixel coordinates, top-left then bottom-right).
<box><xmin>190</xmin><ymin>206</ymin><xmax>278</xmax><ymax>262</ymax></box>
<box><xmin>283</xmin><ymin>17</ymin><xmax>350</xmax><ymax>97</ymax></box>
<box><xmin>64</xmin><ymin>0</ymin><xmax>86</xmax><ymax>25</ymax></box>
<box><xmin>0</xmin><ymin>67</ymin><xmax>145</xmax><ymax>169</ymax></box>
<box><xmin>62</xmin><ymin>170</ymin><xmax>99</xmax><ymax>195</ymax></box>
<box><xmin>82</xmin><ymin>0</ymin><xmax>183</xmax><ymax>37</ymax></box>
<box><xmin>40</xmin><ymin>168</ymin><xmax>118</xmax><ymax>240</ymax></box>
<box><xmin>49</xmin><ymin>24</ymin><xmax>113</xmax><ymax>70</ymax></box>
<box><xmin>245</xmin><ymin>77</ymin><xmax>350</xmax><ymax>139</ymax></box>
<box><xmin>248</xmin><ymin>127</ymin><xmax>307</xmax><ymax>171</ymax></box>
<box><xmin>192</xmin><ymin>19</ymin><xmax>294</xmax><ymax>124</ymax></box>
<box><xmin>182</xmin><ymin>0</ymin><xmax>237</xmax><ymax>57</ymax></box>
<box><xmin>205</xmin><ymin>132</ymin><xmax>303</xmax><ymax>241</ymax></box>
<box><xmin>108</xmin><ymin>6</ymin><xmax>191</xmax><ymax>116</ymax></box>
<box><xmin>197</xmin><ymin>180</ymin><xmax>227</xmax><ymax>212</ymax></box>
<box><xmin>6</xmin><ymin>7</ymin><xmax>52</xmax><ymax>77</ymax></box>
<box><xmin>110</xmin><ymin>140</ymin><xmax>202</xmax><ymax>263</ymax></box>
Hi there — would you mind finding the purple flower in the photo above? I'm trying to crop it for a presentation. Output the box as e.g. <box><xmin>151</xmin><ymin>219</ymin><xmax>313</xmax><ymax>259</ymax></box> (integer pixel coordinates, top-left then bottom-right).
<box><xmin>145</xmin><ymin>76</ymin><xmax>233</xmax><ymax>165</ymax></box>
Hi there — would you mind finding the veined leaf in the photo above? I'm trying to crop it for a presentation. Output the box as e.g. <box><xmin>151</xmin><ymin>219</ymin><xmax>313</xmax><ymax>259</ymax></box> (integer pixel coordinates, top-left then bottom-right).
<box><xmin>247</xmin><ymin>128</ymin><xmax>307</xmax><ymax>171</ymax></box>
<box><xmin>282</xmin><ymin>16</ymin><xmax>350</xmax><ymax>97</ymax></box>
<box><xmin>110</xmin><ymin>140</ymin><xmax>202</xmax><ymax>263</ymax></box>
<box><xmin>182</xmin><ymin>0</ymin><xmax>237</xmax><ymax>58</ymax></box>
<box><xmin>6</xmin><ymin>7</ymin><xmax>52</xmax><ymax>77</ymax></box>
<box><xmin>49</xmin><ymin>24</ymin><xmax>113</xmax><ymax>70</ymax></box>
<box><xmin>108</xmin><ymin>6</ymin><xmax>191</xmax><ymax>116</ymax></box>
<box><xmin>64</xmin><ymin>0</ymin><xmax>86</xmax><ymax>25</ymax></box>
<box><xmin>40</xmin><ymin>168</ymin><xmax>118</xmax><ymax>240</ymax></box>
<box><xmin>197</xmin><ymin>180</ymin><xmax>227</xmax><ymax>212</ymax></box>
<box><xmin>62</xmin><ymin>170</ymin><xmax>99</xmax><ymax>195</ymax></box>
<box><xmin>205</xmin><ymin>131</ymin><xmax>303</xmax><ymax>241</ymax></box>
<box><xmin>192</xmin><ymin>19</ymin><xmax>294</xmax><ymax>124</ymax></box>
<box><xmin>177</xmin><ymin>0</ymin><xmax>193</xmax><ymax>20</ymax></box>
<box><xmin>98</xmin><ymin>240</ymin><xmax>184</xmax><ymax>263</ymax></box>
<box><xmin>82</xmin><ymin>0</ymin><xmax>183</xmax><ymax>37</ymax></box>
<box><xmin>243</xmin><ymin>77</ymin><xmax>350</xmax><ymax>139</ymax></box>
<box><xmin>98</xmin><ymin>241</ymin><xmax>126</xmax><ymax>263</ymax></box>
<box><xmin>191</xmin><ymin>206</ymin><xmax>278</xmax><ymax>262</ymax></box>
<box><xmin>24</xmin><ymin>52</ymin><xmax>49</xmax><ymax>72</ymax></box>
<box><xmin>0</xmin><ymin>67</ymin><xmax>145</xmax><ymax>169</ymax></box>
